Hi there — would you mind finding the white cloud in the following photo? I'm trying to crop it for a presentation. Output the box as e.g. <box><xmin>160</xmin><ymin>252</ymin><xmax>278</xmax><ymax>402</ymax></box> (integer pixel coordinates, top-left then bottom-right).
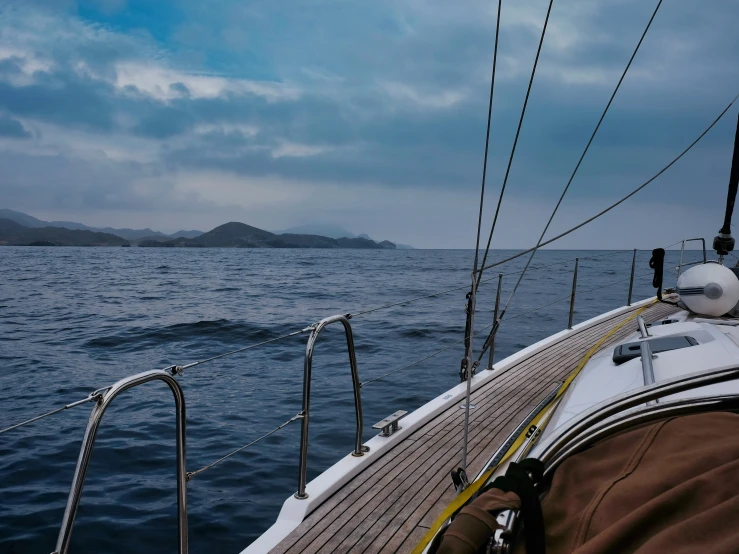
<box><xmin>66</xmin><ymin>168</ymin><xmax>722</xmax><ymax>249</ymax></box>
<box><xmin>271</xmin><ymin>142</ymin><xmax>331</xmax><ymax>158</ymax></box>
<box><xmin>380</xmin><ymin>81</ymin><xmax>466</xmax><ymax>109</ymax></box>
<box><xmin>193</xmin><ymin>122</ymin><xmax>259</xmax><ymax>138</ymax></box>
<box><xmin>0</xmin><ymin>7</ymin><xmax>299</xmax><ymax>104</ymax></box>
<box><xmin>1</xmin><ymin>0</ymin><xmax>737</xmax><ymax>248</ymax></box>
<box><xmin>113</xmin><ymin>62</ymin><xmax>299</xmax><ymax>102</ymax></box>
<box><xmin>172</xmin><ymin>170</ymin><xmax>316</xmax><ymax>212</ymax></box>
<box><xmin>0</xmin><ymin>47</ymin><xmax>53</xmax><ymax>86</ymax></box>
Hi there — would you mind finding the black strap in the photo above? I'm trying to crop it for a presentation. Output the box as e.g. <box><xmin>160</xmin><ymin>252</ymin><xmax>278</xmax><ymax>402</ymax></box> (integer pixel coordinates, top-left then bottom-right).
<box><xmin>649</xmin><ymin>248</ymin><xmax>679</xmax><ymax>305</ymax></box>
<box><xmin>649</xmin><ymin>248</ymin><xmax>665</xmax><ymax>300</ymax></box>
<box><xmin>485</xmin><ymin>459</ymin><xmax>546</xmax><ymax>554</ymax></box>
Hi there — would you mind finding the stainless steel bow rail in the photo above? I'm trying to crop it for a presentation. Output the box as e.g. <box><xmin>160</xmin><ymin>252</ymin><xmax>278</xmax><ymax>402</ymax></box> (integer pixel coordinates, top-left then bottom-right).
<box><xmin>53</xmin><ymin>370</ymin><xmax>188</xmax><ymax>554</ymax></box>
<box><xmin>1</xmin><ymin>327</ymin><xmax>314</xmax><ymax>554</ymax></box>
<box><xmin>296</xmin><ymin>314</ymin><xmax>366</xmax><ymax>499</ymax></box>
<box><xmin>676</xmin><ymin>238</ymin><xmax>708</xmax><ymax>276</ymax></box>
<box><xmin>1</xmin><ymin>315</ymin><xmax>370</xmax><ymax>552</ymax></box>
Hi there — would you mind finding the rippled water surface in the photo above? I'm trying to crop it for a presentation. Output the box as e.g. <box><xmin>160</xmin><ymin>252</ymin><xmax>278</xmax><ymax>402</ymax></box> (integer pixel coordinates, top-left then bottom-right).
<box><xmin>0</xmin><ymin>246</ymin><xmax>700</xmax><ymax>553</ymax></box>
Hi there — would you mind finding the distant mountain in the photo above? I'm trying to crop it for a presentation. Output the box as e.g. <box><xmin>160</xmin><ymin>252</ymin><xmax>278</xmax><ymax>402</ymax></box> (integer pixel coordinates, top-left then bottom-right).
<box><xmin>0</xmin><ymin>209</ymin><xmax>203</xmax><ymax>241</ymax></box>
<box><xmin>0</xmin><ymin>210</ymin><xmax>408</xmax><ymax>249</ymax></box>
<box><xmin>274</xmin><ymin>222</ymin><xmax>413</xmax><ymax>248</ymax></box>
<box><xmin>140</xmin><ymin>222</ymin><xmax>396</xmax><ymax>249</ymax></box>
<box><xmin>0</xmin><ymin>218</ymin><xmax>130</xmax><ymax>246</ymax></box>
<box><xmin>91</xmin><ymin>227</ymin><xmax>167</xmax><ymax>241</ymax></box>
<box><xmin>170</xmin><ymin>230</ymin><xmax>203</xmax><ymax>239</ymax></box>
<box><xmin>276</xmin><ymin>223</ymin><xmax>358</xmax><ymax>239</ymax></box>
<box><xmin>0</xmin><ymin>209</ymin><xmax>49</xmax><ymax>227</ymax></box>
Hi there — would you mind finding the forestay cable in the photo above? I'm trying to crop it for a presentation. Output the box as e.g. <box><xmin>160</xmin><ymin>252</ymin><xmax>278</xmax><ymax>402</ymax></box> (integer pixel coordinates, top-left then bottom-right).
<box><xmin>473</xmin><ymin>0</ymin><xmax>503</xmax><ymax>273</ymax></box>
<box><xmin>474</xmin><ymin>0</ymin><xmax>665</xmax><ymax>364</ymax></box>
<box><xmin>463</xmin><ymin>0</ymin><xmax>555</xmax><ymax>474</ymax></box>
<box><xmin>478</xmin><ymin>90</ymin><xmax>739</xmax><ymax>274</ymax></box>
<box><xmin>477</xmin><ymin>0</ymin><xmax>555</xmax><ymax>280</ymax></box>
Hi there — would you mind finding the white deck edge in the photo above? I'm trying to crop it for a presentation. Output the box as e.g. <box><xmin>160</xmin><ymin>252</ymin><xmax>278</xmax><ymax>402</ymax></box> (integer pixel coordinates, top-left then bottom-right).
<box><xmin>242</xmin><ymin>297</ymin><xmax>656</xmax><ymax>554</ymax></box>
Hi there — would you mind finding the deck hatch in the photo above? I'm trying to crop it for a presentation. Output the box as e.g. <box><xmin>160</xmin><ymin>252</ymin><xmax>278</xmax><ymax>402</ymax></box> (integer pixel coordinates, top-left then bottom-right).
<box><xmin>612</xmin><ymin>336</ymin><xmax>698</xmax><ymax>365</ymax></box>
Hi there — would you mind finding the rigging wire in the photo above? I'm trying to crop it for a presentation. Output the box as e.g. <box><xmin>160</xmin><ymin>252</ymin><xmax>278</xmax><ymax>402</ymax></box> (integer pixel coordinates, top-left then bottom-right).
<box><xmin>361</xmin><ymin>266</ymin><xmax>658</xmax><ymax>388</ymax></box>
<box><xmin>473</xmin><ymin>0</ymin><xmax>665</xmax><ymax>364</ymax></box>
<box><xmin>350</xmin><ymin>249</ymin><xmax>633</xmax><ymax>319</ymax></box>
<box><xmin>0</xmin><ymin>329</ymin><xmax>309</xmax><ymax>434</ymax></box>
<box><xmin>175</xmin><ymin>327</ymin><xmax>311</xmax><ymax>372</ymax></box>
<box><xmin>503</xmin><ymin>268</ymin><xmax>656</xmax><ymax>324</ymax></box>
<box><xmin>473</xmin><ymin>0</ymin><xmax>503</xmax><ymax>273</ymax></box>
<box><xmin>0</xmin><ymin>396</ymin><xmax>96</xmax><ymax>435</ymax></box>
<box><xmin>478</xmin><ymin>90</ymin><xmax>739</xmax><ymax>274</ymax></box>
<box><xmin>0</xmin><ymin>246</ymin><xmax>682</xmax><ymax>436</ymax></box>
<box><xmin>495</xmin><ymin>249</ymin><xmax>633</xmax><ymax>278</ymax></box>
<box><xmin>187</xmin><ymin>412</ymin><xmax>303</xmax><ymax>480</ymax></box>
<box><xmin>182</xmin><ymin>262</ymin><xmax>648</xmax><ymax>478</ymax></box>
<box><xmin>351</xmin><ymin>283</ymin><xmax>477</xmax><ymax>318</ymax></box>
<box><xmin>477</xmin><ymin>0</ymin><xmax>555</xmax><ymax>281</ymax></box>
<box><xmin>361</xmin><ymin>320</ymin><xmax>497</xmax><ymax>388</ymax></box>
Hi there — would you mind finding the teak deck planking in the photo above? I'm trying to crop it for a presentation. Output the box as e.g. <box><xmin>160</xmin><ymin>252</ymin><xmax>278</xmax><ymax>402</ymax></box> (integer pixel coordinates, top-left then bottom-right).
<box><xmin>269</xmin><ymin>301</ymin><xmax>679</xmax><ymax>554</ymax></box>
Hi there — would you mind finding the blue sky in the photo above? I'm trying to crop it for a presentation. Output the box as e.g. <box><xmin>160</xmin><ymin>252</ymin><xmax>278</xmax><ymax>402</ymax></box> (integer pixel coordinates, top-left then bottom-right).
<box><xmin>0</xmin><ymin>0</ymin><xmax>738</xmax><ymax>247</ymax></box>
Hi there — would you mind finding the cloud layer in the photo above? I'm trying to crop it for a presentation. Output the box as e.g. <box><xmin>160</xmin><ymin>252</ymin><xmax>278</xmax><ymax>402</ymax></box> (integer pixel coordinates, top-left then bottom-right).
<box><xmin>1</xmin><ymin>0</ymin><xmax>738</xmax><ymax>247</ymax></box>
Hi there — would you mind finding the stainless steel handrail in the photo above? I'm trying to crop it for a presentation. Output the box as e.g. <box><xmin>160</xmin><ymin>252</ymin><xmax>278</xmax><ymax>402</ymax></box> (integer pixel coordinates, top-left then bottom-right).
<box><xmin>677</xmin><ymin>237</ymin><xmax>707</xmax><ymax>276</ymax></box>
<box><xmin>53</xmin><ymin>369</ymin><xmax>187</xmax><ymax>554</ymax></box>
<box><xmin>637</xmin><ymin>314</ymin><xmax>650</xmax><ymax>338</ymax></box>
<box><xmin>640</xmin><ymin>340</ymin><xmax>656</xmax><ymax>406</ymax></box>
<box><xmin>295</xmin><ymin>314</ymin><xmax>365</xmax><ymax>499</ymax></box>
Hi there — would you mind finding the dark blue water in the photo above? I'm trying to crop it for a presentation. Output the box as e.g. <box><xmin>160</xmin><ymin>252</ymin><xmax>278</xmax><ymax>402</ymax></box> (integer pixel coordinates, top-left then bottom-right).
<box><xmin>0</xmin><ymin>246</ymin><xmax>702</xmax><ymax>553</ymax></box>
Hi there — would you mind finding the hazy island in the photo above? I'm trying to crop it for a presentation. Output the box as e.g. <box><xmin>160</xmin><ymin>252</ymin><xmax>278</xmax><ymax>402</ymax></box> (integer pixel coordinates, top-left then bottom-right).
<box><xmin>0</xmin><ymin>210</ymin><xmax>404</xmax><ymax>249</ymax></box>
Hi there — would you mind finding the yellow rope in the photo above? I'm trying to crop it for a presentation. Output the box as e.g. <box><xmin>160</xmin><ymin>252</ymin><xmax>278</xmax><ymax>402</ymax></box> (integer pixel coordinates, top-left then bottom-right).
<box><xmin>411</xmin><ymin>300</ymin><xmax>657</xmax><ymax>554</ymax></box>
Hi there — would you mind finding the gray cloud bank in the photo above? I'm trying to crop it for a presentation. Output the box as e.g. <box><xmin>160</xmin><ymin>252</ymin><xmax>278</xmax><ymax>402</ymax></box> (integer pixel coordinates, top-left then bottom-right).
<box><xmin>0</xmin><ymin>1</ymin><xmax>738</xmax><ymax>248</ymax></box>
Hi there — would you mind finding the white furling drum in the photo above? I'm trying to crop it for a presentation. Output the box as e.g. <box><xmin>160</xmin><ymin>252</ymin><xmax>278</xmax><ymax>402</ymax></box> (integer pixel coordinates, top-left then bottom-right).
<box><xmin>677</xmin><ymin>263</ymin><xmax>739</xmax><ymax>316</ymax></box>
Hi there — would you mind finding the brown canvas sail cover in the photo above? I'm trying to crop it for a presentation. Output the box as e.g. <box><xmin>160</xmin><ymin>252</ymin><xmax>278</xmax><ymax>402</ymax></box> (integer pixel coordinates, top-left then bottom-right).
<box><xmin>435</xmin><ymin>411</ymin><xmax>739</xmax><ymax>554</ymax></box>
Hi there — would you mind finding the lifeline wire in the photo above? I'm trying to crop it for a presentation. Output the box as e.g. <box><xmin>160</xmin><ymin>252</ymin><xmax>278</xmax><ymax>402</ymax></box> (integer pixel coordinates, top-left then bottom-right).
<box><xmin>0</xmin><ymin>328</ymin><xmax>309</xmax><ymax>434</ymax></box>
<box><xmin>503</xmin><ymin>268</ymin><xmax>657</xmax><ymax>324</ymax></box>
<box><xmin>477</xmin><ymin>0</ymin><xmax>555</xmax><ymax>280</ymax></box>
<box><xmin>176</xmin><ymin>327</ymin><xmax>311</xmax><ymax>372</ymax></box>
<box><xmin>0</xmin><ymin>396</ymin><xmax>95</xmax><ymax>435</ymax></box>
<box><xmin>478</xmin><ymin>90</ymin><xmax>739</xmax><ymax>274</ymax></box>
<box><xmin>187</xmin><ymin>412</ymin><xmax>303</xmax><ymax>480</ymax></box>
<box><xmin>359</xmin><ymin>266</ymin><xmax>651</xmax><ymax>388</ymax></box>
<box><xmin>475</xmin><ymin>246</ymin><xmax>678</xmax><ymax>367</ymax></box>
<box><xmin>496</xmin><ymin>249</ymin><xmax>633</xmax><ymax>279</ymax></box>
<box><xmin>351</xmin><ymin>250</ymin><xmax>633</xmax><ymax>320</ymax></box>
<box><xmin>360</xmin><ymin>319</ymin><xmax>497</xmax><ymax>387</ymax></box>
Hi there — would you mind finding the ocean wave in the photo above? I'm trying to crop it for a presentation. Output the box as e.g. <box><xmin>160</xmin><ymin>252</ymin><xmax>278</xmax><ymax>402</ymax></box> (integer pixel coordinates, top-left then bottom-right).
<box><xmin>83</xmin><ymin>319</ymin><xmax>287</xmax><ymax>351</ymax></box>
